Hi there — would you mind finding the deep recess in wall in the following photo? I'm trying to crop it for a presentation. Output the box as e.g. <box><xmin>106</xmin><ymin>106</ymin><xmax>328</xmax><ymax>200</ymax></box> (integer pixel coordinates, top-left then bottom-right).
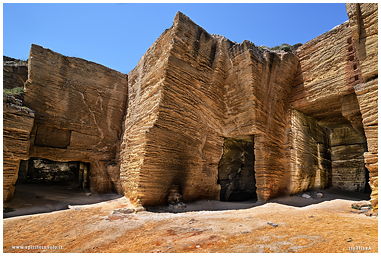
<box><xmin>218</xmin><ymin>136</ymin><xmax>257</xmax><ymax>201</ymax></box>
<box><xmin>17</xmin><ymin>158</ymin><xmax>90</xmax><ymax>189</ymax></box>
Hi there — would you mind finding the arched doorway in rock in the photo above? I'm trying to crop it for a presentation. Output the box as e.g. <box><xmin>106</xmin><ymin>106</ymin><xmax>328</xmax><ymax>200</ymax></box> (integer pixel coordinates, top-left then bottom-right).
<box><xmin>217</xmin><ymin>135</ymin><xmax>257</xmax><ymax>201</ymax></box>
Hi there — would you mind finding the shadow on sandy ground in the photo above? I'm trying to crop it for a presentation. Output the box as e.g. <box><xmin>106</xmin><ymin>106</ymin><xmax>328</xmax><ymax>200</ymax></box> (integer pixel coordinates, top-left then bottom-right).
<box><xmin>3</xmin><ymin>183</ymin><xmax>123</xmax><ymax>218</ymax></box>
<box><xmin>3</xmin><ymin>184</ymin><xmax>370</xmax><ymax>218</ymax></box>
<box><xmin>146</xmin><ymin>188</ymin><xmax>371</xmax><ymax>213</ymax></box>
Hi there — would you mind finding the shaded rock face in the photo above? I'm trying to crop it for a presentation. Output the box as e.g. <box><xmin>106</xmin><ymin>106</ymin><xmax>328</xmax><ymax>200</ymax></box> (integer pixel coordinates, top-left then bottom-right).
<box><xmin>330</xmin><ymin>125</ymin><xmax>368</xmax><ymax>192</ymax></box>
<box><xmin>218</xmin><ymin>136</ymin><xmax>256</xmax><ymax>201</ymax></box>
<box><xmin>289</xmin><ymin>110</ymin><xmax>331</xmax><ymax>194</ymax></box>
<box><xmin>23</xmin><ymin>44</ymin><xmax>128</xmax><ymax>195</ymax></box>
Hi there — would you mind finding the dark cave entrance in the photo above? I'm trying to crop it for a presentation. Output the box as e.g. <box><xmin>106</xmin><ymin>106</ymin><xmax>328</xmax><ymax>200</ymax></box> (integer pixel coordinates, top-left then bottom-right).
<box><xmin>17</xmin><ymin>158</ymin><xmax>90</xmax><ymax>189</ymax></box>
<box><xmin>4</xmin><ymin>159</ymin><xmax>121</xmax><ymax>218</ymax></box>
<box><xmin>364</xmin><ymin>167</ymin><xmax>371</xmax><ymax>194</ymax></box>
<box><xmin>218</xmin><ymin>136</ymin><xmax>257</xmax><ymax>202</ymax></box>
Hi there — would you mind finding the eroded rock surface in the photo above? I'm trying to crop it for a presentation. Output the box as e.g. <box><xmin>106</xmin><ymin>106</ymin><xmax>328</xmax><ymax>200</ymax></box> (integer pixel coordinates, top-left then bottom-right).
<box><xmin>291</xmin><ymin>21</ymin><xmax>362</xmax><ymax>127</ymax></box>
<box><xmin>120</xmin><ymin>12</ymin><xmax>299</xmax><ymax>205</ymax></box>
<box><xmin>289</xmin><ymin>110</ymin><xmax>331</xmax><ymax>194</ymax></box>
<box><xmin>346</xmin><ymin>3</ymin><xmax>378</xmax><ymax>83</ymax></box>
<box><xmin>23</xmin><ymin>45</ymin><xmax>128</xmax><ymax>194</ymax></box>
<box><xmin>354</xmin><ymin>79</ymin><xmax>378</xmax><ymax>211</ymax></box>
<box><xmin>330</xmin><ymin>125</ymin><xmax>368</xmax><ymax>192</ymax></box>
<box><xmin>3</xmin><ymin>56</ymin><xmax>28</xmax><ymax>90</ymax></box>
<box><xmin>3</xmin><ymin>94</ymin><xmax>34</xmax><ymax>201</ymax></box>
<box><xmin>346</xmin><ymin>3</ymin><xmax>378</xmax><ymax>212</ymax></box>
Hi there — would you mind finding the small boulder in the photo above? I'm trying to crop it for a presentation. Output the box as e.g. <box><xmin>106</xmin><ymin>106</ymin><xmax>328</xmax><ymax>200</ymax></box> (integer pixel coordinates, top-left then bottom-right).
<box><xmin>168</xmin><ymin>201</ymin><xmax>186</xmax><ymax>211</ymax></box>
<box><xmin>167</xmin><ymin>184</ymin><xmax>182</xmax><ymax>204</ymax></box>
<box><xmin>351</xmin><ymin>201</ymin><xmax>372</xmax><ymax>210</ymax></box>
<box><xmin>173</xmin><ymin>202</ymin><xmax>186</xmax><ymax>210</ymax></box>
<box><xmin>113</xmin><ymin>208</ymin><xmax>134</xmax><ymax>215</ymax></box>
<box><xmin>134</xmin><ymin>206</ymin><xmax>146</xmax><ymax>213</ymax></box>
<box><xmin>302</xmin><ymin>193</ymin><xmax>311</xmax><ymax>199</ymax></box>
<box><xmin>267</xmin><ymin>222</ymin><xmax>278</xmax><ymax>227</ymax></box>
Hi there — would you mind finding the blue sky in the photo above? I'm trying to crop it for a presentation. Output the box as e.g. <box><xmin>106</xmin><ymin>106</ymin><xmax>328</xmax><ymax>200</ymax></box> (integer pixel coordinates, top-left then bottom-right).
<box><xmin>3</xmin><ymin>3</ymin><xmax>349</xmax><ymax>74</ymax></box>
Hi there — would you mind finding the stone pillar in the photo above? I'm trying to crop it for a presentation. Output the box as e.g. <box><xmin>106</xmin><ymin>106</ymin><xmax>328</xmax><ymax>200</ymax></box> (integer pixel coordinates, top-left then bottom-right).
<box><xmin>354</xmin><ymin>79</ymin><xmax>378</xmax><ymax>212</ymax></box>
<box><xmin>80</xmin><ymin>162</ymin><xmax>89</xmax><ymax>189</ymax></box>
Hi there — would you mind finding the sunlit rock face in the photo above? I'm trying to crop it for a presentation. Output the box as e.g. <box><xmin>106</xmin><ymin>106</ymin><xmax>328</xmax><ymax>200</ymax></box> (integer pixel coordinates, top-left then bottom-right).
<box><xmin>119</xmin><ymin>12</ymin><xmax>299</xmax><ymax>206</ymax></box>
<box><xmin>23</xmin><ymin>44</ymin><xmax>128</xmax><ymax>195</ymax></box>
<box><xmin>3</xmin><ymin>95</ymin><xmax>34</xmax><ymax>202</ymax></box>
<box><xmin>346</xmin><ymin>3</ymin><xmax>378</xmax><ymax>211</ymax></box>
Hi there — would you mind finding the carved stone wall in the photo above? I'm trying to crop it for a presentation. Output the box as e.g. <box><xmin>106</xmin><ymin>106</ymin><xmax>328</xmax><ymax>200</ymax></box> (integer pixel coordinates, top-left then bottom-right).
<box><xmin>289</xmin><ymin>110</ymin><xmax>331</xmax><ymax>194</ymax></box>
<box><xmin>346</xmin><ymin>3</ymin><xmax>378</xmax><ymax>212</ymax></box>
<box><xmin>330</xmin><ymin>125</ymin><xmax>368</xmax><ymax>192</ymax></box>
<box><xmin>291</xmin><ymin>21</ymin><xmax>362</xmax><ymax>127</ymax></box>
<box><xmin>23</xmin><ymin>44</ymin><xmax>128</xmax><ymax>195</ymax></box>
<box><xmin>3</xmin><ymin>95</ymin><xmax>34</xmax><ymax>202</ymax></box>
<box><xmin>120</xmin><ymin>12</ymin><xmax>299</xmax><ymax>206</ymax></box>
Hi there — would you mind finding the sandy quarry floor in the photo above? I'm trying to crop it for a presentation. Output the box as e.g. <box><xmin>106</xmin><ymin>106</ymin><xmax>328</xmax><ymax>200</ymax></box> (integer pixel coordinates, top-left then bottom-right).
<box><xmin>3</xmin><ymin>187</ymin><xmax>378</xmax><ymax>253</ymax></box>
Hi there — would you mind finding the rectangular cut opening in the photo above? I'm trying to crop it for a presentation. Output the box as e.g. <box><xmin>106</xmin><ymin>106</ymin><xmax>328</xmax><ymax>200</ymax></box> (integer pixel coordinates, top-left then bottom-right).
<box><xmin>217</xmin><ymin>135</ymin><xmax>257</xmax><ymax>201</ymax></box>
<box><xmin>17</xmin><ymin>158</ymin><xmax>90</xmax><ymax>189</ymax></box>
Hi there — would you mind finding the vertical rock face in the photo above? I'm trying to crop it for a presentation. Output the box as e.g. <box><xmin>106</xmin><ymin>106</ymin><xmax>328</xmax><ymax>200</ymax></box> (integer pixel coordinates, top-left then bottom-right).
<box><xmin>3</xmin><ymin>56</ymin><xmax>28</xmax><ymax>90</ymax></box>
<box><xmin>354</xmin><ymin>79</ymin><xmax>378</xmax><ymax>210</ymax></box>
<box><xmin>346</xmin><ymin>3</ymin><xmax>378</xmax><ymax>83</ymax></box>
<box><xmin>346</xmin><ymin>3</ymin><xmax>378</xmax><ymax>211</ymax></box>
<box><xmin>119</xmin><ymin>26</ymin><xmax>173</xmax><ymax>205</ymax></box>
<box><xmin>120</xmin><ymin>12</ymin><xmax>299</xmax><ymax>205</ymax></box>
<box><xmin>23</xmin><ymin>45</ymin><xmax>128</xmax><ymax>194</ymax></box>
<box><xmin>3</xmin><ymin>95</ymin><xmax>34</xmax><ymax>201</ymax></box>
<box><xmin>289</xmin><ymin>110</ymin><xmax>331</xmax><ymax>194</ymax></box>
<box><xmin>330</xmin><ymin>125</ymin><xmax>368</xmax><ymax>192</ymax></box>
<box><xmin>291</xmin><ymin>21</ymin><xmax>362</xmax><ymax>126</ymax></box>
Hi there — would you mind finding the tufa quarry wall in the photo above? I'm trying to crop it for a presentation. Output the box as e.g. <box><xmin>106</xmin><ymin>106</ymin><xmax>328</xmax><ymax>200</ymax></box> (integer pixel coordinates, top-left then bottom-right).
<box><xmin>3</xmin><ymin>4</ymin><xmax>378</xmax><ymax>212</ymax></box>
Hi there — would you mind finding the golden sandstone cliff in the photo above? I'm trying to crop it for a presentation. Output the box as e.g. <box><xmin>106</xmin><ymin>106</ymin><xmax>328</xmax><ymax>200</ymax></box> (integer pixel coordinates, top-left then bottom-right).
<box><xmin>3</xmin><ymin>4</ymin><xmax>378</xmax><ymax>212</ymax></box>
